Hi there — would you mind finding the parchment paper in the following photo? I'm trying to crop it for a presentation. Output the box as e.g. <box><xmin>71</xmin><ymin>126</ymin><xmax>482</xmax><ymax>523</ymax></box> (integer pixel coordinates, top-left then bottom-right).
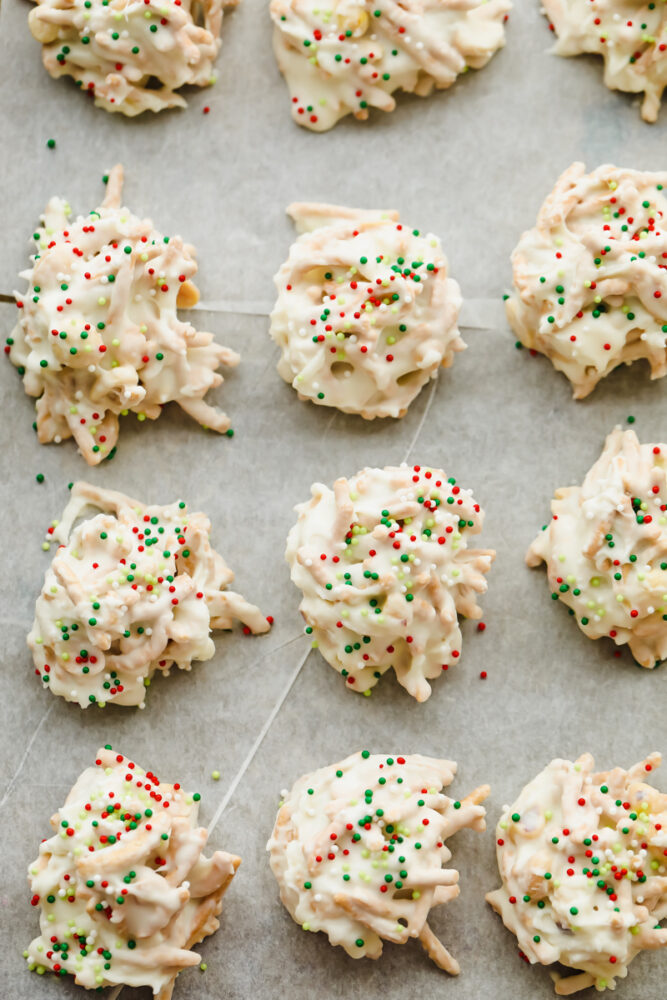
<box><xmin>0</xmin><ymin>1</ymin><xmax>665</xmax><ymax>998</ymax></box>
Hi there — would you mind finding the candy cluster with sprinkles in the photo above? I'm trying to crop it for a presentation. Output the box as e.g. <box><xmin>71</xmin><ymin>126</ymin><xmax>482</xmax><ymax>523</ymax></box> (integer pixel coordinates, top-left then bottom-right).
<box><xmin>269</xmin><ymin>0</ymin><xmax>511</xmax><ymax>131</ymax></box>
<box><xmin>7</xmin><ymin>165</ymin><xmax>239</xmax><ymax>465</ymax></box>
<box><xmin>29</xmin><ymin>481</ymin><xmax>270</xmax><ymax>708</ymax></box>
<box><xmin>25</xmin><ymin>745</ymin><xmax>240</xmax><ymax>996</ymax></box>
<box><xmin>268</xmin><ymin>751</ymin><xmax>488</xmax><ymax>970</ymax></box>
<box><xmin>507</xmin><ymin>162</ymin><xmax>667</xmax><ymax>399</ymax></box>
<box><xmin>28</xmin><ymin>0</ymin><xmax>234</xmax><ymax>115</ymax></box>
<box><xmin>528</xmin><ymin>426</ymin><xmax>667</xmax><ymax>668</ymax></box>
<box><xmin>286</xmin><ymin>463</ymin><xmax>495</xmax><ymax>701</ymax></box>
<box><xmin>270</xmin><ymin>202</ymin><xmax>464</xmax><ymax>418</ymax></box>
<box><xmin>542</xmin><ymin>0</ymin><xmax>667</xmax><ymax>122</ymax></box>
<box><xmin>487</xmin><ymin>752</ymin><xmax>667</xmax><ymax>995</ymax></box>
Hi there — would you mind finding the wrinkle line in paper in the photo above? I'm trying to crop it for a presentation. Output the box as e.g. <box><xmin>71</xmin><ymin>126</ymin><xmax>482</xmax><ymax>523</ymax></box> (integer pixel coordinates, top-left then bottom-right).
<box><xmin>192</xmin><ymin>297</ymin><xmax>508</xmax><ymax>331</ymax></box>
<box><xmin>0</xmin><ymin>701</ymin><xmax>55</xmax><ymax>813</ymax></box>
<box><xmin>207</xmin><ymin>645</ymin><xmax>312</xmax><ymax>836</ymax></box>
<box><xmin>403</xmin><ymin>377</ymin><xmax>438</xmax><ymax>465</ymax></box>
<box><xmin>0</xmin><ymin>294</ymin><xmax>508</xmax><ymax>330</ymax></box>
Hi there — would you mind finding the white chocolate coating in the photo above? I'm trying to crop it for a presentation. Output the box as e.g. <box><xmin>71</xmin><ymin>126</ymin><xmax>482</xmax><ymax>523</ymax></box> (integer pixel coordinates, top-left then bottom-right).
<box><xmin>268</xmin><ymin>751</ymin><xmax>488</xmax><ymax>971</ymax></box>
<box><xmin>286</xmin><ymin>464</ymin><xmax>494</xmax><ymax>701</ymax></box>
<box><xmin>487</xmin><ymin>752</ymin><xmax>667</xmax><ymax>995</ymax></box>
<box><xmin>29</xmin><ymin>481</ymin><xmax>270</xmax><ymax>708</ymax></box>
<box><xmin>543</xmin><ymin>0</ymin><xmax>667</xmax><ymax>123</ymax></box>
<box><xmin>270</xmin><ymin>203</ymin><xmax>464</xmax><ymax>419</ymax></box>
<box><xmin>528</xmin><ymin>427</ymin><xmax>667</xmax><ymax>669</ymax></box>
<box><xmin>8</xmin><ymin>165</ymin><xmax>239</xmax><ymax>465</ymax></box>
<box><xmin>270</xmin><ymin>0</ymin><xmax>511</xmax><ymax>131</ymax></box>
<box><xmin>26</xmin><ymin>746</ymin><xmax>240</xmax><ymax>999</ymax></box>
<box><xmin>506</xmin><ymin>162</ymin><xmax>667</xmax><ymax>399</ymax></box>
<box><xmin>28</xmin><ymin>0</ymin><xmax>234</xmax><ymax>115</ymax></box>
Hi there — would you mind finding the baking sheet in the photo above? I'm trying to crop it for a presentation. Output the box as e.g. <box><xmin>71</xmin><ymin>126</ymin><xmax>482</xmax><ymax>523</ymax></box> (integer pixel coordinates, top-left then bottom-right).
<box><xmin>0</xmin><ymin>1</ymin><xmax>666</xmax><ymax>997</ymax></box>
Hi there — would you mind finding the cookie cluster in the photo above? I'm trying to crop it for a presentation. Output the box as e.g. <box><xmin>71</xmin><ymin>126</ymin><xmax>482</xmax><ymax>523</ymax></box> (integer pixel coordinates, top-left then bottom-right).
<box><xmin>487</xmin><ymin>752</ymin><xmax>667</xmax><ymax>995</ymax></box>
<box><xmin>268</xmin><ymin>751</ymin><xmax>488</xmax><ymax>971</ymax></box>
<box><xmin>26</xmin><ymin>746</ymin><xmax>240</xmax><ymax>997</ymax></box>
<box><xmin>529</xmin><ymin>427</ymin><xmax>667</xmax><ymax>668</ymax></box>
<box><xmin>271</xmin><ymin>202</ymin><xmax>464</xmax><ymax>418</ymax></box>
<box><xmin>286</xmin><ymin>463</ymin><xmax>494</xmax><ymax>701</ymax></box>
<box><xmin>29</xmin><ymin>482</ymin><xmax>270</xmax><ymax>708</ymax></box>
<box><xmin>270</xmin><ymin>0</ymin><xmax>511</xmax><ymax>130</ymax></box>
<box><xmin>543</xmin><ymin>0</ymin><xmax>667</xmax><ymax>123</ymax></box>
<box><xmin>8</xmin><ymin>166</ymin><xmax>238</xmax><ymax>464</ymax></box>
<box><xmin>29</xmin><ymin>0</ymin><xmax>233</xmax><ymax>114</ymax></box>
<box><xmin>507</xmin><ymin>163</ymin><xmax>667</xmax><ymax>398</ymax></box>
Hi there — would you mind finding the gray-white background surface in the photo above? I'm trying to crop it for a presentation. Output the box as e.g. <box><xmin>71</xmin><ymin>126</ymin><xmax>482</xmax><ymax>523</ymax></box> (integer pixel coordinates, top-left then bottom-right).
<box><xmin>0</xmin><ymin>1</ymin><xmax>665</xmax><ymax>998</ymax></box>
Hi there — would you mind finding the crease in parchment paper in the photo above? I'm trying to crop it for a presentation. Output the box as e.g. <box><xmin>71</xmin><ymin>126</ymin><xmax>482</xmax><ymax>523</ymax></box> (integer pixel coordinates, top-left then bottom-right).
<box><xmin>208</xmin><ymin>643</ymin><xmax>312</xmax><ymax>835</ymax></box>
<box><xmin>0</xmin><ymin>701</ymin><xmax>55</xmax><ymax>812</ymax></box>
<box><xmin>0</xmin><ymin>295</ymin><xmax>509</xmax><ymax>331</ymax></box>
<box><xmin>192</xmin><ymin>297</ymin><xmax>508</xmax><ymax>331</ymax></box>
<box><xmin>103</xmin><ymin>642</ymin><xmax>312</xmax><ymax>1000</ymax></box>
<box><xmin>403</xmin><ymin>377</ymin><xmax>439</xmax><ymax>464</ymax></box>
<box><xmin>0</xmin><ymin>631</ymin><xmax>306</xmax><ymax>819</ymax></box>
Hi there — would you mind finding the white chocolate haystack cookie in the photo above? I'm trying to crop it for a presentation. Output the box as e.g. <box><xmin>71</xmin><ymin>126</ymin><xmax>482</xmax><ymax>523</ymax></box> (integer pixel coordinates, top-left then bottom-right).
<box><xmin>270</xmin><ymin>203</ymin><xmax>464</xmax><ymax>418</ymax></box>
<box><xmin>528</xmin><ymin>427</ymin><xmax>667</xmax><ymax>668</ymax></box>
<box><xmin>7</xmin><ymin>165</ymin><xmax>239</xmax><ymax>464</ymax></box>
<box><xmin>542</xmin><ymin>0</ymin><xmax>667</xmax><ymax>122</ymax></box>
<box><xmin>29</xmin><ymin>481</ymin><xmax>270</xmax><ymax>708</ymax></box>
<box><xmin>268</xmin><ymin>751</ymin><xmax>489</xmax><ymax>971</ymax></box>
<box><xmin>507</xmin><ymin>162</ymin><xmax>667</xmax><ymax>398</ymax></box>
<box><xmin>270</xmin><ymin>0</ymin><xmax>511</xmax><ymax>131</ymax></box>
<box><xmin>286</xmin><ymin>463</ymin><xmax>494</xmax><ymax>701</ymax></box>
<box><xmin>26</xmin><ymin>745</ymin><xmax>240</xmax><ymax>997</ymax></box>
<box><xmin>29</xmin><ymin>0</ymin><xmax>235</xmax><ymax>114</ymax></box>
<box><xmin>487</xmin><ymin>752</ymin><xmax>667</xmax><ymax>995</ymax></box>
